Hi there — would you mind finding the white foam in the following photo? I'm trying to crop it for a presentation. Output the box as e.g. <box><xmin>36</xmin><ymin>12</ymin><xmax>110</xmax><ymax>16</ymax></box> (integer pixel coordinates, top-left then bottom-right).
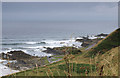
<box><xmin>99</xmin><ymin>36</ymin><xmax>106</xmax><ymax>38</ymax></box>
<box><xmin>0</xmin><ymin>63</ymin><xmax>19</xmax><ymax>77</ymax></box>
<box><xmin>28</xmin><ymin>51</ymin><xmax>52</xmax><ymax>57</ymax></box>
<box><xmin>1</xmin><ymin>37</ymin><xmax>82</xmax><ymax>57</ymax></box>
<box><xmin>0</xmin><ymin>59</ymin><xmax>6</xmax><ymax>63</ymax></box>
<box><xmin>0</xmin><ymin>59</ymin><xmax>17</xmax><ymax>65</ymax></box>
<box><xmin>0</xmin><ymin>59</ymin><xmax>19</xmax><ymax>77</ymax></box>
<box><xmin>23</xmin><ymin>39</ymin><xmax>82</xmax><ymax>56</ymax></box>
<box><xmin>40</xmin><ymin>38</ymin><xmax>82</xmax><ymax>49</ymax></box>
<box><xmin>25</xmin><ymin>42</ymin><xmax>37</xmax><ymax>44</ymax></box>
<box><xmin>75</xmin><ymin>37</ymin><xmax>83</xmax><ymax>39</ymax></box>
<box><xmin>88</xmin><ymin>35</ymin><xmax>97</xmax><ymax>39</ymax></box>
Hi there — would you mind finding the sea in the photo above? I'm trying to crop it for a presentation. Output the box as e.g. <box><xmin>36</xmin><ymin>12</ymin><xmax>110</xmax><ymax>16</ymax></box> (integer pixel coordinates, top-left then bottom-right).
<box><xmin>1</xmin><ymin>22</ymin><xmax>117</xmax><ymax>57</ymax></box>
<box><xmin>1</xmin><ymin>31</ymin><xmax>83</xmax><ymax>57</ymax></box>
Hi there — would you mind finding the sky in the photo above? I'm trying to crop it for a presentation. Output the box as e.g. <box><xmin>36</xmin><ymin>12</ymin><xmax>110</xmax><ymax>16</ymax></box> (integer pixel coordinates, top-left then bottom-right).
<box><xmin>2</xmin><ymin>2</ymin><xmax>118</xmax><ymax>38</ymax></box>
<box><xmin>3</xmin><ymin>2</ymin><xmax>118</xmax><ymax>22</ymax></box>
<box><xmin>1</xmin><ymin>0</ymin><xmax>119</xmax><ymax>2</ymax></box>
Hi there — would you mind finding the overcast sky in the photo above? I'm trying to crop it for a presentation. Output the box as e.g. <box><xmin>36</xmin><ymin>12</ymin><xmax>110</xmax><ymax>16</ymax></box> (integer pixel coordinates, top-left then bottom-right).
<box><xmin>3</xmin><ymin>2</ymin><xmax>118</xmax><ymax>22</ymax></box>
<box><xmin>2</xmin><ymin>2</ymin><xmax>118</xmax><ymax>37</ymax></box>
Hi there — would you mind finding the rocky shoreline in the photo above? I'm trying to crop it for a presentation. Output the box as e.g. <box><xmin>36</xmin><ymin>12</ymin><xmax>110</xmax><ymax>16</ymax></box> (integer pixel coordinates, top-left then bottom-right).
<box><xmin>0</xmin><ymin>51</ymin><xmax>49</xmax><ymax>70</ymax></box>
<box><xmin>0</xmin><ymin>46</ymin><xmax>81</xmax><ymax>71</ymax></box>
<box><xmin>0</xmin><ymin>33</ymin><xmax>108</xmax><ymax>71</ymax></box>
<box><xmin>76</xmin><ymin>34</ymin><xmax>107</xmax><ymax>47</ymax></box>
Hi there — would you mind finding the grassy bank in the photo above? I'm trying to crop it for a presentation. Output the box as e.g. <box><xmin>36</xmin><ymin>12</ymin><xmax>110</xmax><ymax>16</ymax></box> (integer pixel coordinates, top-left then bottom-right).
<box><xmin>86</xmin><ymin>28</ymin><xmax>120</xmax><ymax>57</ymax></box>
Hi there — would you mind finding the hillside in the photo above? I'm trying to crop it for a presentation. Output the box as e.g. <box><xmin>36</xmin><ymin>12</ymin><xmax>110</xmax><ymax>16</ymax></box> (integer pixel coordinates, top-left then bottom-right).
<box><xmin>86</xmin><ymin>28</ymin><xmax>120</xmax><ymax>57</ymax></box>
<box><xmin>2</xmin><ymin>28</ymin><xmax>119</xmax><ymax>77</ymax></box>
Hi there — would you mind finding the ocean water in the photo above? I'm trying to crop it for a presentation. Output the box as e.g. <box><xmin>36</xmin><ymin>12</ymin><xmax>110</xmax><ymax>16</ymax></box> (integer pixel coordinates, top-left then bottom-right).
<box><xmin>1</xmin><ymin>22</ymin><xmax>117</xmax><ymax>57</ymax></box>
<box><xmin>1</xmin><ymin>33</ymin><xmax>82</xmax><ymax>57</ymax></box>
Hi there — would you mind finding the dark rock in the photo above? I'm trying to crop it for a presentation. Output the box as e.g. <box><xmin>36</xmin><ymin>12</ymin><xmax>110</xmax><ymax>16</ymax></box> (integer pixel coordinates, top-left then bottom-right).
<box><xmin>81</xmin><ymin>42</ymin><xmax>89</xmax><ymax>47</ymax></box>
<box><xmin>97</xmin><ymin>33</ymin><xmax>108</xmax><ymax>37</ymax></box>
<box><xmin>60</xmin><ymin>42</ymin><xmax>65</xmax><ymax>44</ymax></box>
<box><xmin>8</xmin><ymin>57</ymin><xmax>48</xmax><ymax>70</ymax></box>
<box><xmin>17</xmin><ymin>60</ymin><xmax>26</xmax><ymax>64</ymax></box>
<box><xmin>1</xmin><ymin>50</ymin><xmax>50</xmax><ymax>70</ymax></box>
<box><xmin>48</xmin><ymin>56</ymin><xmax>51</xmax><ymax>58</ymax></box>
<box><xmin>75</xmin><ymin>39</ymin><xmax>83</xmax><ymax>42</ymax></box>
<box><xmin>37</xmin><ymin>42</ymin><xmax>46</xmax><ymax>44</ymax></box>
<box><xmin>43</xmin><ymin>47</ymin><xmax>64</xmax><ymax>55</ymax></box>
<box><xmin>2</xmin><ymin>50</ymin><xmax>36</xmax><ymax>60</ymax></box>
<box><xmin>76</xmin><ymin>36</ymin><xmax>92</xmax><ymax>42</ymax></box>
<box><xmin>1</xmin><ymin>53</ymin><xmax>9</xmax><ymax>59</ymax></box>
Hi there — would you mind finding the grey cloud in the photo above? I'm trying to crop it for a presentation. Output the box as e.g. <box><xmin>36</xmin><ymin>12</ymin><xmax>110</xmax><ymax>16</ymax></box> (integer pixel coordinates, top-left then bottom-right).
<box><xmin>2</xmin><ymin>2</ymin><xmax>118</xmax><ymax>22</ymax></box>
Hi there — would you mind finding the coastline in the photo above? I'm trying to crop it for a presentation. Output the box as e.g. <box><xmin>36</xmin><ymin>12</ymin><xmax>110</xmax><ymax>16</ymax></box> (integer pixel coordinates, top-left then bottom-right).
<box><xmin>0</xmin><ymin>34</ymin><xmax>107</xmax><ymax>77</ymax></box>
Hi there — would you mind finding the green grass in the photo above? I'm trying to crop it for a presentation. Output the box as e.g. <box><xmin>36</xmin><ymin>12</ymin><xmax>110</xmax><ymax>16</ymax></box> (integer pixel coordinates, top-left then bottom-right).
<box><xmin>40</xmin><ymin>56</ymin><xmax>49</xmax><ymax>64</ymax></box>
<box><xmin>51</xmin><ymin>58</ymin><xmax>58</xmax><ymax>61</ymax></box>
<box><xmin>10</xmin><ymin>62</ymin><xmax>95</xmax><ymax>76</ymax></box>
<box><xmin>58</xmin><ymin>63</ymin><xmax>95</xmax><ymax>74</ymax></box>
<box><xmin>53</xmin><ymin>55</ymin><xmax>64</xmax><ymax>59</ymax></box>
<box><xmin>51</xmin><ymin>55</ymin><xmax>63</xmax><ymax>61</ymax></box>
<box><xmin>87</xmin><ymin>28</ymin><xmax>120</xmax><ymax>57</ymax></box>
